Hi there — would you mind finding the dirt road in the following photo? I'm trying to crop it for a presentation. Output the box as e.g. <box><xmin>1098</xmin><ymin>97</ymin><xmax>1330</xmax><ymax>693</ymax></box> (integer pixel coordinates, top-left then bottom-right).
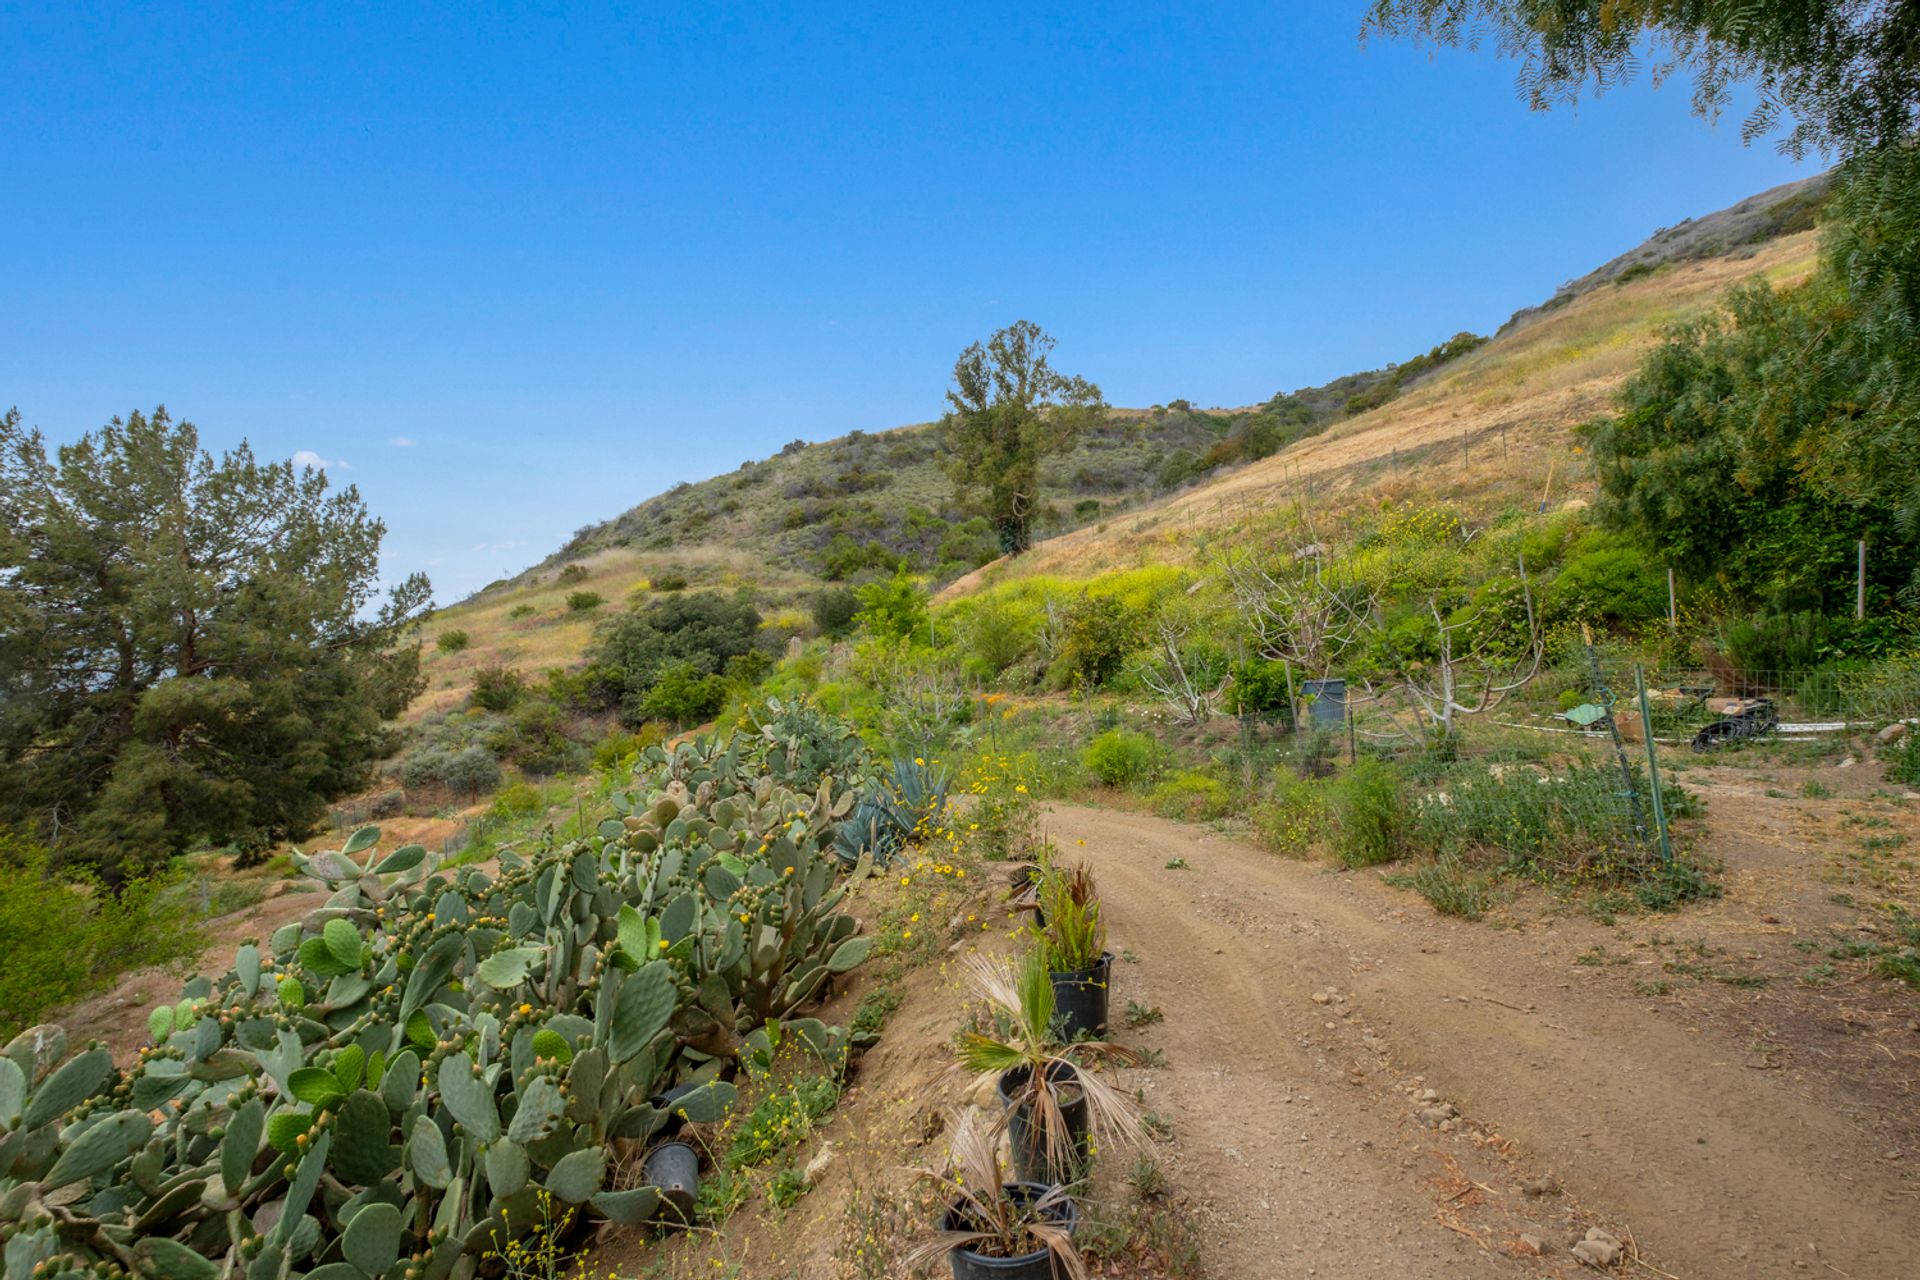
<box><xmin>1046</xmin><ymin>802</ymin><xmax>1920</xmax><ymax>1280</ymax></box>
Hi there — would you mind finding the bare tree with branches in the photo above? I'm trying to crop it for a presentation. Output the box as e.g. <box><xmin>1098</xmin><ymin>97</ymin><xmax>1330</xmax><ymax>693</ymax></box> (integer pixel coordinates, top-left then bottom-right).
<box><xmin>1132</xmin><ymin>609</ymin><xmax>1231</xmax><ymax>725</ymax></box>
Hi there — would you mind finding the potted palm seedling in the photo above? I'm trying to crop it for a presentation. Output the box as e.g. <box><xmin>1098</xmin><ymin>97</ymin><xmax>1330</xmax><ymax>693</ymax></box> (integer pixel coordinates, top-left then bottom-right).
<box><xmin>958</xmin><ymin>950</ymin><xmax>1143</xmax><ymax>1185</ymax></box>
<box><xmin>1033</xmin><ymin>863</ymin><xmax>1112</xmax><ymax>1040</ymax></box>
<box><xmin>904</xmin><ymin>1107</ymin><xmax>1087</xmax><ymax>1280</ymax></box>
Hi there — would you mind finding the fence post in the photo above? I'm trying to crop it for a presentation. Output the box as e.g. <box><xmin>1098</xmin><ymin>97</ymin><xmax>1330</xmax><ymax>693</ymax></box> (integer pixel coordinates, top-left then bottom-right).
<box><xmin>1635</xmin><ymin>665</ymin><xmax>1674</xmax><ymax>867</ymax></box>
<box><xmin>1666</xmin><ymin>567</ymin><xmax>1677</xmax><ymax>633</ymax></box>
<box><xmin>1857</xmin><ymin>540</ymin><xmax>1867</xmax><ymax>620</ymax></box>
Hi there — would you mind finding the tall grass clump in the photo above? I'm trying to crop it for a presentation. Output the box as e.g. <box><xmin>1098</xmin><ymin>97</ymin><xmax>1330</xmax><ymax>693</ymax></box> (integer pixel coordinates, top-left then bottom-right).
<box><xmin>1332</xmin><ymin>759</ymin><xmax>1404</xmax><ymax>868</ymax></box>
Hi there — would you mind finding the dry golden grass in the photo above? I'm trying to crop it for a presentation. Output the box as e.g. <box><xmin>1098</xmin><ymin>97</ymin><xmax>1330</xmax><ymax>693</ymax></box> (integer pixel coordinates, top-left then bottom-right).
<box><xmin>939</xmin><ymin>231</ymin><xmax>1818</xmax><ymax>599</ymax></box>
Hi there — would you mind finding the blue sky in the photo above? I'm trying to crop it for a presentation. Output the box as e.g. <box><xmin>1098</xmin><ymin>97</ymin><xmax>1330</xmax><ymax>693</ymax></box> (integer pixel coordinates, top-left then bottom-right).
<box><xmin>2</xmin><ymin>3</ymin><xmax>1814</xmax><ymax>600</ymax></box>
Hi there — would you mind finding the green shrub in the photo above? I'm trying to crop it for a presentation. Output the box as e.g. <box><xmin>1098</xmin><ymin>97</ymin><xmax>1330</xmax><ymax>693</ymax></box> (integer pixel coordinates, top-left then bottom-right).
<box><xmin>853</xmin><ymin>568</ymin><xmax>929</xmax><ymax>642</ymax></box>
<box><xmin>566</xmin><ymin>590</ymin><xmax>605</xmax><ymax>612</ymax></box>
<box><xmin>1720</xmin><ymin>610</ymin><xmax>1837</xmax><ymax>680</ymax></box>
<box><xmin>591</xmin><ymin>725</ymin><xmax>662</xmax><ymax>772</ymax></box>
<box><xmin>638</xmin><ymin>660</ymin><xmax>728</xmax><ymax>726</ymax></box>
<box><xmin>508</xmin><ymin>602</ymin><xmax>537</xmax><ymax>619</ymax></box>
<box><xmin>490</xmin><ymin>780</ymin><xmax>545</xmax><ymax>819</ymax></box>
<box><xmin>960</xmin><ymin>598</ymin><xmax>1035</xmax><ymax>678</ymax></box>
<box><xmin>1543</xmin><ymin>537</ymin><xmax>1665</xmax><ymax>624</ymax></box>
<box><xmin>558</xmin><ymin>562</ymin><xmax>589</xmax><ymax>582</ymax></box>
<box><xmin>1333</xmin><ymin>760</ymin><xmax>1403</xmax><ymax>867</ymax></box>
<box><xmin>652</xmin><ymin>570</ymin><xmax>689</xmax><ymax>592</ymax></box>
<box><xmin>1082</xmin><ymin>729</ymin><xmax>1160</xmax><ymax>788</ymax></box>
<box><xmin>1056</xmin><ymin>594</ymin><xmax>1137</xmax><ymax>688</ymax></box>
<box><xmin>435</xmin><ymin>628</ymin><xmax>470</xmax><ymax>653</ymax></box>
<box><xmin>469</xmin><ymin>663</ymin><xmax>526</xmax><ymax>711</ymax></box>
<box><xmin>1252</xmin><ymin>775</ymin><xmax>1325</xmax><ymax>856</ymax></box>
<box><xmin>811</xmin><ymin>586</ymin><xmax>862</xmax><ymax>638</ymax></box>
<box><xmin>0</xmin><ymin>834</ymin><xmax>200</xmax><ymax>1039</ymax></box>
<box><xmin>1226</xmin><ymin>659</ymin><xmax>1293</xmax><ymax>718</ymax></box>
<box><xmin>1409</xmin><ymin>759</ymin><xmax>1648</xmax><ymax>878</ymax></box>
<box><xmin>1147</xmin><ymin>771</ymin><xmax>1233</xmax><ymax>821</ymax></box>
<box><xmin>507</xmin><ymin>697</ymin><xmax>586</xmax><ymax>776</ymax></box>
<box><xmin>440</xmin><ymin>745</ymin><xmax>502</xmax><ymax>799</ymax></box>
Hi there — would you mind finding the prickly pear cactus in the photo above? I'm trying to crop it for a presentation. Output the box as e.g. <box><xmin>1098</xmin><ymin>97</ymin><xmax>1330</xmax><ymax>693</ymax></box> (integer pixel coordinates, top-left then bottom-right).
<box><xmin>0</xmin><ymin>707</ymin><xmax>887</xmax><ymax>1280</ymax></box>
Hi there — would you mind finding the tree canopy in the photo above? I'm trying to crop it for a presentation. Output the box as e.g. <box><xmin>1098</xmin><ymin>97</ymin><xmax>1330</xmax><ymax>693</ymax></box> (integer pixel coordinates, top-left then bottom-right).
<box><xmin>1583</xmin><ymin>142</ymin><xmax>1920</xmax><ymax>609</ymax></box>
<box><xmin>1363</xmin><ymin>0</ymin><xmax>1920</xmax><ymax>157</ymax></box>
<box><xmin>0</xmin><ymin>407</ymin><xmax>430</xmax><ymax>881</ymax></box>
<box><xmin>943</xmin><ymin>320</ymin><xmax>1105</xmax><ymax>556</ymax></box>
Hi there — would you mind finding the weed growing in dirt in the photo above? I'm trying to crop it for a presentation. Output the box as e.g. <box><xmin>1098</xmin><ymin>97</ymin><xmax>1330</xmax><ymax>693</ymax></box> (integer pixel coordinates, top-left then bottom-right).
<box><xmin>1124</xmin><ymin>1000</ymin><xmax>1164</xmax><ymax>1028</ymax></box>
<box><xmin>1803</xmin><ymin>779</ymin><xmax>1833</xmax><ymax>798</ymax></box>
<box><xmin>1389</xmin><ymin>856</ymin><xmax>1492</xmax><ymax>919</ymax></box>
<box><xmin>1163</xmin><ymin>857</ymin><xmax>1189</xmax><ymax>870</ymax></box>
<box><xmin>851</xmin><ymin>983</ymin><xmax>903</xmax><ymax>1036</ymax></box>
<box><xmin>1635</xmin><ymin>858</ymin><xmax>1723</xmax><ymax>911</ymax></box>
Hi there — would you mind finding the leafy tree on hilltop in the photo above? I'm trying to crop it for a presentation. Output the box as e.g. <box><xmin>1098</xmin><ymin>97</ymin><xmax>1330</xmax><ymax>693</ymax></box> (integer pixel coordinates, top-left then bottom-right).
<box><xmin>0</xmin><ymin>407</ymin><xmax>430</xmax><ymax>882</ymax></box>
<box><xmin>943</xmin><ymin>320</ymin><xmax>1105</xmax><ymax>556</ymax></box>
<box><xmin>1363</xmin><ymin>0</ymin><xmax>1920</xmax><ymax>158</ymax></box>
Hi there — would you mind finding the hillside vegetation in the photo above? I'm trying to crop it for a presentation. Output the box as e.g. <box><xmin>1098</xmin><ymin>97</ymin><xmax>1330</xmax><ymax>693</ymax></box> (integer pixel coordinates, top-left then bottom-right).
<box><xmin>419</xmin><ymin>184</ymin><xmax>1825</xmax><ymax>717</ymax></box>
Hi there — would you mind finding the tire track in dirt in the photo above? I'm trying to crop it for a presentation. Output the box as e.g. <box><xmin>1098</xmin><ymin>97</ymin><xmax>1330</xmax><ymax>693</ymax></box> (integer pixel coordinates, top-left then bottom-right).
<box><xmin>1050</xmin><ymin>803</ymin><xmax>1919</xmax><ymax>1280</ymax></box>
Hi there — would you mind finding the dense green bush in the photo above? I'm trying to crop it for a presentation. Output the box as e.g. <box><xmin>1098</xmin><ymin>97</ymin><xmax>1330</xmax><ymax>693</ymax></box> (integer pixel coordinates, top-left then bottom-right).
<box><xmin>853</xmin><ymin>568</ymin><xmax>929</xmax><ymax>642</ymax></box>
<box><xmin>1584</xmin><ymin>149</ymin><xmax>1920</xmax><ymax>609</ymax></box>
<box><xmin>637</xmin><ymin>660</ymin><xmax>729</xmax><ymax>726</ymax></box>
<box><xmin>1056</xmin><ymin>593</ymin><xmax>1136</xmax><ymax>688</ymax></box>
<box><xmin>1082</xmin><ymin>728</ymin><xmax>1160</xmax><ymax>788</ymax></box>
<box><xmin>567</xmin><ymin>590</ymin><xmax>605</xmax><ymax>612</ymax></box>
<box><xmin>1332</xmin><ymin>760</ymin><xmax>1403</xmax><ymax>868</ymax></box>
<box><xmin>588</xmin><ymin>590</ymin><xmax>764</xmax><ymax>726</ymax></box>
<box><xmin>1226</xmin><ymin>659</ymin><xmax>1294</xmax><ymax>718</ymax></box>
<box><xmin>1543</xmin><ymin>536</ymin><xmax>1666</xmax><ymax>625</ymax></box>
<box><xmin>469</xmin><ymin>663</ymin><xmax>527</xmax><ymax>712</ymax></box>
<box><xmin>653</xmin><ymin>570</ymin><xmax>689</xmax><ymax>591</ymax></box>
<box><xmin>436</xmin><ymin>628</ymin><xmax>470</xmax><ymax>652</ymax></box>
<box><xmin>811</xmin><ymin>585</ymin><xmax>862</xmax><ymax>638</ymax></box>
<box><xmin>508</xmin><ymin>602</ymin><xmax>537</xmax><ymax>619</ymax></box>
<box><xmin>1719</xmin><ymin>610</ymin><xmax>1839</xmax><ymax>680</ymax></box>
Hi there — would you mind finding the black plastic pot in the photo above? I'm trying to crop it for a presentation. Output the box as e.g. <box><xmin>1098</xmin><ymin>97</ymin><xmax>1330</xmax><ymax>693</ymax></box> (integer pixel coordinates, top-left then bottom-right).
<box><xmin>642</xmin><ymin>1141</ymin><xmax>700</xmax><ymax>1224</ymax></box>
<box><xmin>998</xmin><ymin>1062</ymin><xmax>1088</xmax><ymax>1185</ymax></box>
<box><xmin>1048</xmin><ymin>952</ymin><xmax>1113</xmax><ymax>1041</ymax></box>
<box><xmin>942</xmin><ymin>1181</ymin><xmax>1078</xmax><ymax>1280</ymax></box>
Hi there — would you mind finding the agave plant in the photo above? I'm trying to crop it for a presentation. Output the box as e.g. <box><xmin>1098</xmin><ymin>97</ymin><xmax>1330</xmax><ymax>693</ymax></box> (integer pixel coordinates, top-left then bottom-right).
<box><xmin>956</xmin><ymin>950</ymin><xmax>1142</xmax><ymax>1181</ymax></box>
<box><xmin>901</xmin><ymin>1108</ymin><xmax>1086</xmax><ymax>1280</ymax></box>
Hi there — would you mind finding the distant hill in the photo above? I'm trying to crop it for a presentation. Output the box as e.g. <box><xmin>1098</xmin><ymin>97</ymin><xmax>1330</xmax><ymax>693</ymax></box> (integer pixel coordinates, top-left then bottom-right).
<box><xmin>418</xmin><ymin>173</ymin><xmax>1826</xmax><ymax>712</ymax></box>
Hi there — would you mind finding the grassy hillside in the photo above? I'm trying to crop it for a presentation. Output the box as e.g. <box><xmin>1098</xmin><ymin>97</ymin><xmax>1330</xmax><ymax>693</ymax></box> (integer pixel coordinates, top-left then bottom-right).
<box><xmin>418</xmin><ymin>182</ymin><xmax>1825</xmax><ymax>713</ymax></box>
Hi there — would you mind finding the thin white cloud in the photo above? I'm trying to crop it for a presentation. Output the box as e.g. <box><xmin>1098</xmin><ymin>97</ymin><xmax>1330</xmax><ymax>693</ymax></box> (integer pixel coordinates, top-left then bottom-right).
<box><xmin>389</xmin><ymin>436</ymin><xmax>416</xmax><ymax>448</ymax></box>
<box><xmin>292</xmin><ymin>449</ymin><xmax>350</xmax><ymax>471</ymax></box>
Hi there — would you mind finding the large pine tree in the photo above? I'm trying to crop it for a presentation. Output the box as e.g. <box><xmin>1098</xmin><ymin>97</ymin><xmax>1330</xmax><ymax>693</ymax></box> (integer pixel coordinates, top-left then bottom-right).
<box><xmin>0</xmin><ymin>407</ymin><xmax>430</xmax><ymax>882</ymax></box>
